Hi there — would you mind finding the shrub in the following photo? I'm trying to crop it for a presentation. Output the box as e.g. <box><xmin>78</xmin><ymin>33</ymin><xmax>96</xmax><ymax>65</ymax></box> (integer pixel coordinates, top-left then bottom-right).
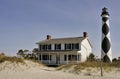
<box><xmin>112</xmin><ymin>58</ymin><xmax>118</xmax><ymax>62</ymax></box>
<box><xmin>87</xmin><ymin>53</ymin><xmax>95</xmax><ymax>62</ymax></box>
<box><xmin>0</xmin><ymin>54</ymin><xmax>24</xmax><ymax>63</ymax></box>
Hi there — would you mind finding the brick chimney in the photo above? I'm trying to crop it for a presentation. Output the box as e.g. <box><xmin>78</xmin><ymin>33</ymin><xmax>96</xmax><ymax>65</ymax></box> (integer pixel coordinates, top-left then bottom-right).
<box><xmin>83</xmin><ymin>32</ymin><xmax>88</xmax><ymax>38</ymax></box>
<box><xmin>47</xmin><ymin>35</ymin><xmax>51</xmax><ymax>40</ymax></box>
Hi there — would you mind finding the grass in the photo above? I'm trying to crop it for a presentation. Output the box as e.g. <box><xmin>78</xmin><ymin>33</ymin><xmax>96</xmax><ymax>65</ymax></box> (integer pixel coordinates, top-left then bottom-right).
<box><xmin>24</xmin><ymin>58</ymin><xmax>44</xmax><ymax>66</ymax></box>
<box><xmin>0</xmin><ymin>54</ymin><xmax>24</xmax><ymax>63</ymax></box>
<box><xmin>111</xmin><ymin>61</ymin><xmax>120</xmax><ymax>68</ymax></box>
<box><xmin>59</xmin><ymin>61</ymin><xmax>120</xmax><ymax>69</ymax></box>
<box><xmin>57</xmin><ymin>61</ymin><xmax>100</xmax><ymax>70</ymax></box>
<box><xmin>57</xmin><ymin>61</ymin><xmax>120</xmax><ymax>74</ymax></box>
<box><xmin>57</xmin><ymin>63</ymin><xmax>74</xmax><ymax>70</ymax></box>
<box><xmin>0</xmin><ymin>54</ymin><xmax>44</xmax><ymax>67</ymax></box>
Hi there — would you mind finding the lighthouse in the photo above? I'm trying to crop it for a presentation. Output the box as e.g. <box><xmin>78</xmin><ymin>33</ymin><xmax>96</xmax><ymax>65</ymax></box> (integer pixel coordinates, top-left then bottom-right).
<box><xmin>101</xmin><ymin>7</ymin><xmax>112</xmax><ymax>63</ymax></box>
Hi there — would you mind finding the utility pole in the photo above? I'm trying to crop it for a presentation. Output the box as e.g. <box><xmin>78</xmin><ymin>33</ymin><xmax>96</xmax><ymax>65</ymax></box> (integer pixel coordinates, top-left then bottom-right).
<box><xmin>100</xmin><ymin>59</ymin><xmax>103</xmax><ymax>76</ymax></box>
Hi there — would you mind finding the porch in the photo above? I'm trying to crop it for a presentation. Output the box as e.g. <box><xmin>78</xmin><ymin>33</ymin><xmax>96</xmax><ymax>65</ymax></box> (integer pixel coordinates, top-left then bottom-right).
<box><xmin>38</xmin><ymin>50</ymin><xmax>81</xmax><ymax>65</ymax></box>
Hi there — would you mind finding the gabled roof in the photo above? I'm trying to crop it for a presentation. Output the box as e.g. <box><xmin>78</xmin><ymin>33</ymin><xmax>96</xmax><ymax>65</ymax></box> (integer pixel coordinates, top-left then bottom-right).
<box><xmin>86</xmin><ymin>38</ymin><xmax>93</xmax><ymax>48</ymax></box>
<box><xmin>36</xmin><ymin>36</ymin><xmax>86</xmax><ymax>44</ymax></box>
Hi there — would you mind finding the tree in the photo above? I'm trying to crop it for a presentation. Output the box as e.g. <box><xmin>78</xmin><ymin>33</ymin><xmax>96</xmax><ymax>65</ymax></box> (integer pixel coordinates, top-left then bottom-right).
<box><xmin>87</xmin><ymin>53</ymin><xmax>95</xmax><ymax>61</ymax></box>
<box><xmin>17</xmin><ymin>48</ymin><xmax>39</xmax><ymax>60</ymax></box>
<box><xmin>23</xmin><ymin>49</ymin><xmax>29</xmax><ymax>52</ymax></box>
<box><xmin>118</xmin><ymin>57</ymin><xmax>120</xmax><ymax>61</ymax></box>
<box><xmin>0</xmin><ymin>53</ymin><xmax>5</xmax><ymax>56</ymax></box>
<box><xmin>112</xmin><ymin>58</ymin><xmax>117</xmax><ymax>62</ymax></box>
<box><xmin>32</xmin><ymin>48</ymin><xmax>39</xmax><ymax>60</ymax></box>
<box><xmin>32</xmin><ymin>48</ymin><xmax>39</xmax><ymax>53</ymax></box>
<box><xmin>17</xmin><ymin>49</ymin><xmax>24</xmax><ymax>57</ymax></box>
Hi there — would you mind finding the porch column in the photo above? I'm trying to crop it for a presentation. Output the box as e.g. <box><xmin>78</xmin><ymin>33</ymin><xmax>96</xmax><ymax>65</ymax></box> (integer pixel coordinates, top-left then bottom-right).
<box><xmin>49</xmin><ymin>53</ymin><xmax>50</xmax><ymax>65</ymax></box>
<box><xmin>77</xmin><ymin>53</ymin><xmax>78</xmax><ymax>64</ymax></box>
<box><xmin>38</xmin><ymin>54</ymin><xmax>39</xmax><ymax>61</ymax></box>
<box><xmin>79</xmin><ymin>53</ymin><xmax>81</xmax><ymax>62</ymax></box>
<box><xmin>41</xmin><ymin>53</ymin><xmax>42</xmax><ymax>63</ymax></box>
<box><xmin>67</xmin><ymin>53</ymin><xmax>68</xmax><ymax>64</ymax></box>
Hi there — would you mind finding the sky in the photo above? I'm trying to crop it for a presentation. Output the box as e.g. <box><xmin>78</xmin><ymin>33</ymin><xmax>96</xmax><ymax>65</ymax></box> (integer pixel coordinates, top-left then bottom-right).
<box><xmin>0</xmin><ymin>0</ymin><xmax>120</xmax><ymax>58</ymax></box>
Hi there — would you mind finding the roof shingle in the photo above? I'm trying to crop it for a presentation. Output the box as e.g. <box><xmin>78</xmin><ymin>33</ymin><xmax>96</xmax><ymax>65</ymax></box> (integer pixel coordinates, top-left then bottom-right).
<box><xmin>36</xmin><ymin>37</ymin><xmax>85</xmax><ymax>44</ymax></box>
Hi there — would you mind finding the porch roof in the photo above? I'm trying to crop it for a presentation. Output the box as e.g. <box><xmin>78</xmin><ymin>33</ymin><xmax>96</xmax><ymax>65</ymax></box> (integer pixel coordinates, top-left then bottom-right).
<box><xmin>38</xmin><ymin>50</ymin><xmax>81</xmax><ymax>54</ymax></box>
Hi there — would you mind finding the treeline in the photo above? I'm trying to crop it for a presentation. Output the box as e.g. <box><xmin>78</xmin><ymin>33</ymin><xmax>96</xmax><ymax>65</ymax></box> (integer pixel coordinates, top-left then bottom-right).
<box><xmin>16</xmin><ymin>48</ymin><xmax>39</xmax><ymax>60</ymax></box>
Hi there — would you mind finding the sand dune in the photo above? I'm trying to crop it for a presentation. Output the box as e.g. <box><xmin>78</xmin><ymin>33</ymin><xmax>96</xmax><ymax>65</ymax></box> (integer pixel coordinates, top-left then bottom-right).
<box><xmin>0</xmin><ymin>60</ymin><xmax>120</xmax><ymax>79</ymax></box>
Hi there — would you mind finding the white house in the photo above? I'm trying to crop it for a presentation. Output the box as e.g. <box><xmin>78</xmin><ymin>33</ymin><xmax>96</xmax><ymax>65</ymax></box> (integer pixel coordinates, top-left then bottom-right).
<box><xmin>36</xmin><ymin>32</ymin><xmax>92</xmax><ymax>65</ymax></box>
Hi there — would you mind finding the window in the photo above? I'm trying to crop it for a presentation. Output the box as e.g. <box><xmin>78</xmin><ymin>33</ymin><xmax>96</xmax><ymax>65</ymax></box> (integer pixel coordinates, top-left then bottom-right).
<box><xmin>64</xmin><ymin>55</ymin><xmax>67</xmax><ymax>61</ymax></box>
<box><xmin>68</xmin><ymin>55</ymin><xmax>77</xmax><ymax>61</ymax></box>
<box><xmin>68</xmin><ymin>55</ymin><xmax>71</xmax><ymax>60</ymax></box>
<box><xmin>64</xmin><ymin>55</ymin><xmax>78</xmax><ymax>61</ymax></box>
<box><xmin>39</xmin><ymin>55</ymin><xmax>41</xmax><ymax>60</ymax></box>
<box><xmin>39</xmin><ymin>44</ymin><xmax>51</xmax><ymax>51</ymax></box>
<box><xmin>42</xmin><ymin>45</ymin><xmax>46</xmax><ymax>50</ymax></box>
<box><xmin>42</xmin><ymin>55</ymin><xmax>52</xmax><ymax>60</ymax></box>
<box><xmin>72</xmin><ymin>43</ymin><xmax>79</xmax><ymax>50</ymax></box>
<box><xmin>75</xmin><ymin>43</ymin><xmax>79</xmax><ymax>49</ymax></box>
<box><xmin>43</xmin><ymin>55</ymin><xmax>47</xmax><ymax>60</ymax></box>
<box><xmin>39</xmin><ymin>45</ymin><xmax>41</xmax><ymax>50</ymax></box>
<box><xmin>65</xmin><ymin>44</ymin><xmax>72</xmax><ymax>50</ymax></box>
<box><xmin>55</xmin><ymin>44</ymin><xmax>61</xmax><ymax>50</ymax></box>
<box><xmin>65</xmin><ymin>43</ymin><xmax>79</xmax><ymax>50</ymax></box>
<box><xmin>50</xmin><ymin>55</ymin><xmax>52</xmax><ymax>60</ymax></box>
<box><xmin>47</xmin><ymin>44</ymin><xmax>51</xmax><ymax>50</ymax></box>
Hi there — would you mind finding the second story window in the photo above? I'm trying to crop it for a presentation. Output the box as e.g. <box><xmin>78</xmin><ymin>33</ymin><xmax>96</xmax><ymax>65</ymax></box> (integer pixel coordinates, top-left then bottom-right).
<box><xmin>39</xmin><ymin>44</ymin><xmax>51</xmax><ymax>51</ymax></box>
<box><xmin>42</xmin><ymin>45</ymin><xmax>46</xmax><ymax>50</ymax></box>
<box><xmin>39</xmin><ymin>45</ymin><xmax>41</xmax><ymax>50</ymax></box>
<box><xmin>65</xmin><ymin>43</ymin><xmax>79</xmax><ymax>50</ymax></box>
<box><xmin>65</xmin><ymin>43</ymin><xmax>72</xmax><ymax>50</ymax></box>
<box><xmin>47</xmin><ymin>44</ymin><xmax>51</xmax><ymax>50</ymax></box>
<box><xmin>55</xmin><ymin>44</ymin><xmax>61</xmax><ymax>50</ymax></box>
<box><xmin>72</xmin><ymin>43</ymin><xmax>79</xmax><ymax>50</ymax></box>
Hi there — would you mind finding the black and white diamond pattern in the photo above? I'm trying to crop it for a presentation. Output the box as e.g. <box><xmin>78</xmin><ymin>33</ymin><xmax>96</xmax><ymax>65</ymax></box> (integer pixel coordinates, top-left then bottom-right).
<box><xmin>102</xmin><ymin>23</ymin><xmax>109</xmax><ymax>35</ymax></box>
<box><xmin>101</xmin><ymin>8</ymin><xmax>112</xmax><ymax>63</ymax></box>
